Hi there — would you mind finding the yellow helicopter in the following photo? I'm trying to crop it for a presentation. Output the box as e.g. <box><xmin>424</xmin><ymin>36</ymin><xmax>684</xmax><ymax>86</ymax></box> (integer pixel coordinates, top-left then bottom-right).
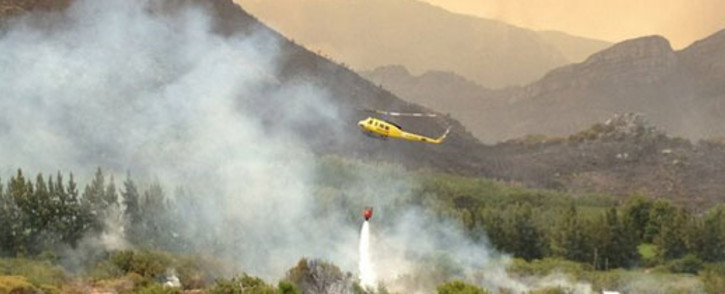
<box><xmin>357</xmin><ymin>109</ymin><xmax>450</xmax><ymax>144</ymax></box>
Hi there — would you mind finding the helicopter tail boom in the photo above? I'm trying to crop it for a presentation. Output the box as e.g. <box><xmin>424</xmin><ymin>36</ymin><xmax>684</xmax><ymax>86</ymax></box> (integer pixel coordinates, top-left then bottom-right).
<box><xmin>400</xmin><ymin>127</ymin><xmax>451</xmax><ymax>144</ymax></box>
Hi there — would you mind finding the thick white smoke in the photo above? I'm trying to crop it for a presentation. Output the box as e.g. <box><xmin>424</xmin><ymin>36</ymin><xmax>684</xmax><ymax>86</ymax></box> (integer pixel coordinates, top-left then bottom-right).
<box><xmin>0</xmin><ymin>0</ymin><xmax>595</xmax><ymax>293</ymax></box>
<box><xmin>0</xmin><ymin>0</ymin><xmax>354</xmax><ymax>278</ymax></box>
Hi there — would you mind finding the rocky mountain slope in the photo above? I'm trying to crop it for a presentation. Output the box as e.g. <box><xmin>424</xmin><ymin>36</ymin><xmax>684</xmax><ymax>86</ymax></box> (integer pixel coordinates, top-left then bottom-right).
<box><xmin>489</xmin><ymin>31</ymin><xmax>725</xmax><ymax>142</ymax></box>
<box><xmin>480</xmin><ymin>113</ymin><xmax>725</xmax><ymax>209</ymax></box>
<box><xmin>236</xmin><ymin>0</ymin><xmax>611</xmax><ymax>88</ymax></box>
<box><xmin>366</xmin><ymin>31</ymin><xmax>725</xmax><ymax>144</ymax></box>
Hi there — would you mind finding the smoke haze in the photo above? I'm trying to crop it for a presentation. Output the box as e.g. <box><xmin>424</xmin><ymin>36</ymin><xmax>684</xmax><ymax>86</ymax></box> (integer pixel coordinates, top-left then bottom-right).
<box><xmin>0</xmin><ymin>0</ymin><xmax>594</xmax><ymax>293</ymax></box>
<box><xmin>419</xmin><ymin>0</ymin><xmax>725</xmax><ymax>48</ymax></box>
<box><xmin>0</xmin><ymin>0</ymin><xmax>348</xmax><ymax>278</ymax></box>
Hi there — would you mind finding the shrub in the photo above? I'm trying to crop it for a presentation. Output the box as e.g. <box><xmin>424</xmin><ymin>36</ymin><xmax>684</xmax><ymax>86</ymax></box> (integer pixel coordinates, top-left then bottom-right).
<box><xmin>278</xmin><ymin>280</ymin><xmax>301</xmax><ymax>294</ymax></box>
<box><xmin>211</xmin><ymin>274</ymin><xmax>276</xmax><ymax>294</ymax></box>
<box><xmin>664</xmin><ymin>254</ymin><xmax>703</xmax><ymax>274</ymax></box>
<box><xmin>436</xmin><ymin>280</ymin><xmax>491</xmax><ymax>294</ymax></box>
<box><xmin>135</xmin><ymin>283</ymin><xmax>183</xmax><ymax>294</ymax></box>
<box><xmin>527</xmin><ymin>288</ymin><xmax>567</xmax><ymax>294</ymax></box>
<box><xmin>0</xmin><ymin>258</ymin><xmax>66</xmax><ymax>287</ymax></box>
<box><xmin>508</xmin><ymin>258</ymin><xmax>590</xmax><ymax>277</ymax></box>
<box><xmin>0</xmin><ymin>275</ymin><xmax>36</xmax><ymax>294</ymax></box>
<box><xmin>286</xmin><ymin>258</ymin><xmax>352</xmax><ymax>294</ymax></box>
<box><xmin>103</xmin><ymin>250</ymin><xmax>220</xmax><ymax>289</ymax></box>
<box><xmin>701</xmin><ymin>263</ymin><xmax>725</xmax><ymax>294</ymax></box>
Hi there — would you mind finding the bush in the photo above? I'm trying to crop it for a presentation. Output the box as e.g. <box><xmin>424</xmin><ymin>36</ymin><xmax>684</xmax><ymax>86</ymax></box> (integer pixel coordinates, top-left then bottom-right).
<box><xmin>110</xmin><ymin>250</ymin><xmax>171</xmax><ymax>279</ymax></box>
<box><xmin>211</xmin><ymin>274</ymin><xmax>276</xmax><ymax>294</ymax></box>
<box><xmin>278</xmin><ymin>280</ymin><xmax>301</xmax><ymax>294</ymax></box>
<box><xmin>91</xmin><ymin>273</ymin><xmax>145</xmax><ymax>293</ymax></box>
<box><xmin>664</xmin><ymin>254</ymin><xmax>703</xmax><ymax>274</ymax></box>
<box><xmin>286</xmin><ymin>258</ymin><xmax>352</xmax><ymax>294</ymax></box>
<box><xmin>103</xmin><ymin>250</ymin><xmax>221</xmax><ymax>289</ymax></box>
<box><xmin>135</xmin><ymin>283</ymin><xmax>183</xmax><ymax>294</ymax></box>
<box><xmin>527</xmin><ymin>288</ymin><xmax>567</xmax><ymax>294</ymax></box>
<box><xmin>701</xmin><ymin>263</ymin><xmax>725</xmax><ymax>294</ymax></box>
<box><xmin>0</xmin><ymin>258</ymin><xmax>66</xmax><ymax>287</ymax></box>
<box><xmin>508</xmin><ymin>258</ymin><xmax>590</xmax><ymax>277</ymax></box>
<box><xmin>437</xmin><ymin>280</ymin><xmax>491</xmax><ymax>294</ymax></box>
<box><xmin>0</xmin><ymin>275</ymin><xmax>36</xmax><ymax>294</ymax></box>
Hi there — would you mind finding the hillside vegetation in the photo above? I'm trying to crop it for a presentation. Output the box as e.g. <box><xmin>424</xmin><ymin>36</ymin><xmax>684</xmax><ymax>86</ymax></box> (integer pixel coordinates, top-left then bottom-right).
<box><xmin>2</xmin><ymin>158</ymin><xmax>725</xmax><ymax>293</ymax></box>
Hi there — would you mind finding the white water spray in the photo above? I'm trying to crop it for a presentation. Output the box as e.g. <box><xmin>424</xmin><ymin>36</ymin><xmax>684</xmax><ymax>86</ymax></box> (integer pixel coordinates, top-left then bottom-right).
<box><xmin>359</xmin><ymin>220</ymin><xmax>376</xmax><ymax>288</ymax></box>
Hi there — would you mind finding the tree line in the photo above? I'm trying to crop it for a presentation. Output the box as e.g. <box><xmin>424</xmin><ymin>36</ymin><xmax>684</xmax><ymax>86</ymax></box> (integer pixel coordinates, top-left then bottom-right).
<box><xmin>0</xmin><ymin>168</ymin><xmax>182</xmax><ymax>257</ymax></box>
<box><xmin>452</xmin><ymin>196</ymin><xmax>725</xmax><ymax>270</ymax></box>
<box><xmin>2</xmin><ymin>165</ymin><xmax>725</xmax><ymax>273</ymax></box>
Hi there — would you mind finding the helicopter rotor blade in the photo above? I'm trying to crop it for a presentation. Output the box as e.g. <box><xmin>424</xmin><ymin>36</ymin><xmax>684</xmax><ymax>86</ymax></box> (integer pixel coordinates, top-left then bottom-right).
<box><xmin>359</xmin><ymin>108</ymin><xmax>438</xmax><ymax>118</ymax></box>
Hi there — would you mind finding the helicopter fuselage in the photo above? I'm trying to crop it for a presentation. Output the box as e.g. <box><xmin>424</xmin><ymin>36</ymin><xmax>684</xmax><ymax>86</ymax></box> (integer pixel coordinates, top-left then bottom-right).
<box><xmin>357</xmin><ymin>117</ymin><xmax>448</xmax><ymax>144</ymax></box>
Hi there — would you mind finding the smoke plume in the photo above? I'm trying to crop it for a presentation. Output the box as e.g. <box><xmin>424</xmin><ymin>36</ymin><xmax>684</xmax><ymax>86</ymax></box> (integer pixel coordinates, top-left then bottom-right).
<box><xmin>0</xmin><ymin>0</ymin><xmax>595</xmax><ymax>293</ymax></box>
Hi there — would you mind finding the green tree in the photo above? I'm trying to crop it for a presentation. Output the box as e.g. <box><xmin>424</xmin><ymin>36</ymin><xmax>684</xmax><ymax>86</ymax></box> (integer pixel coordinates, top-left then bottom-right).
<box><xmin>30</xmin><ymin>173</ymin><xmax>58</xmax><ymax>251</ymax></box>
<box><xmin>277</xmin><ymin>281</ymin><xmax>301</xmax><ymax>294</ymax></box>
<box><xmin>105</xmin><ymin>175</ymin><xmax>118</xmax><ymax>210</ymax></box>
<box><xmin>49</xmin><ymin>172</ymin><xmax>74</xmax><ymax>246</ymax></box>
<box><xmin>509</xmin><ymin>204</ymin><xmax>544</xmax><ymax>261</ymax></box>
<box><xmin>0</xmin><ymin>178</ymin><xmax>24</xmax><ymax>255</ymax></box>
<box><xmin>654</xmin><ymin>208</ymin><xmax>690</xmax><ymax>260</ymax></box>
<box><xmin>597</xmin><ymin>207</ymin><xmax>638</xmax><ymax>269</ymax></box>
<box><xmin>622</xmin><ymin>195</ymin><xmax>652</xmax><ymax>242</ymax></box>
<box><xmin>8</xmin><ymin>169</ymin><xmax>33</xmax><ymax>255</ymax></box>
<box><xmin>644</xmin><ymin>199</ymin><xmax>676</xmax><ymax>243</ymax></box>
<box><xmin>697</xmin><ymin>207</ymin><xmax>725</xmax><ymax>262</ymax></box>
<box><xmin>479</xmin><ymin>207</ymin><xmax>508</xmax><ymax>252</ymax></box>
<box><xmin>82</xmin><ymin>167</ymin><xmax>107</xmax><ymax>233</ymax></box>
<box><xmin>139</xmin><ymin>181</ymin><xmax>176</xmax><ymax>248</ymax></box>
<box><xmin>554</xmin><ymin>204</ymin><xmax>591</xmax><ymax>263</ymax></box>
<box><xmin>64</xmin><ymin>172</ymin><xmax>90</xmax><ymax>247</ymax></box>
<box><xmin>122</xmin><ymin>172</ymin><xmax>142</xmax><ymax>244</ymax></box>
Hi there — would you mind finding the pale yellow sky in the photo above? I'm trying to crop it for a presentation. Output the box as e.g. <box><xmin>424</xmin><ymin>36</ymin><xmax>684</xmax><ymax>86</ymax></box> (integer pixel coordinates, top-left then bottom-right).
<box><xmin>420</xmin><ymin>0</ymin><xmax>725</xmax><ymax>48</ymax></box>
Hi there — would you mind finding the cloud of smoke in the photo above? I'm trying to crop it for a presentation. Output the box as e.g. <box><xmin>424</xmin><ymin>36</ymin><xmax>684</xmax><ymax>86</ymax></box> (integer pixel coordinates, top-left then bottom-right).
<box><xmin>0</xmin><ymin>0</ymin><xmax>348</xmax><ymax>277</ymax></box>
<box><xmin>0</xmin><ymin>0</ymin><xmax>599</xmax><ymax>293</ymax></box>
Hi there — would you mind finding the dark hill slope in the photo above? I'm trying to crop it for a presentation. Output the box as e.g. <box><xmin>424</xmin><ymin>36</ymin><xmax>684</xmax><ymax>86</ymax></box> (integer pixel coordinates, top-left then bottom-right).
<box><xmin>0</xmin><ymin>0</ymin><xmax>486</xmax><ymax>174</ymax></box>
<box><xmin>482</xmin><ymin>114</ymin><xmax>725</xmax><ymax>209</ymax></box>
<box><xmin>360</xmin><ymin>65</ymin><xmax>495</xmax><ymax>140</ymax></box>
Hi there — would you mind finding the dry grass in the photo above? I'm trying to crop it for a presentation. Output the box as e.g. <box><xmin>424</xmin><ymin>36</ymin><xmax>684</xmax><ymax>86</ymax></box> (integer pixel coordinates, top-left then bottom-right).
<box><xmin>0</xmin><ymin>275</ymin><xmax>36</xmax><ymax>294</ymax></box>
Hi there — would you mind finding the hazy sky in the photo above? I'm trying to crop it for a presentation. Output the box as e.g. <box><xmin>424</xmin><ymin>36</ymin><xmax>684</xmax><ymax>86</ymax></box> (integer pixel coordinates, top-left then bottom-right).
<box><xmin>420</xmin><ymin>0</ymin><xmax>725</xmax><ymax>48</ymax></box>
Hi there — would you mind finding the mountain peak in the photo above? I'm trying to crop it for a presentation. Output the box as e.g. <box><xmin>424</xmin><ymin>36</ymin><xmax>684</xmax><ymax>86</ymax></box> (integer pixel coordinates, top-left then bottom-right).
<box><xmin>583</xmin><ymin>35</ymin><xmax>674</xmax><ymax>66</ymax></box>
<box><xmin>532</xmin><ymin>35</ymin><xmax>678</xmax><ymax>90</ymax></box>
<box><xmin>679</xmin><ymin>29</ymin><xmax>725</xmax><ymax>84</ymax></box>
<box><xmin>366</xmin><ymin>65</ymin><xmax>411</xmax><ymax>78</ymax></box>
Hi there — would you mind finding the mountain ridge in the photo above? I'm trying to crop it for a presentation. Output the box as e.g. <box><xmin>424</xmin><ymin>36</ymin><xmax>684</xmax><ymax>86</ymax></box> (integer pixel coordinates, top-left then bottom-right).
<box><xmin>365</xmin><ymin>30</ymin><xmax>725</xmax><ymax>144</ymax></box>
<box><xmin>236</xmin><ymin>0</ymin><xmax>611</xmax><ymax>88</ymax></box>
